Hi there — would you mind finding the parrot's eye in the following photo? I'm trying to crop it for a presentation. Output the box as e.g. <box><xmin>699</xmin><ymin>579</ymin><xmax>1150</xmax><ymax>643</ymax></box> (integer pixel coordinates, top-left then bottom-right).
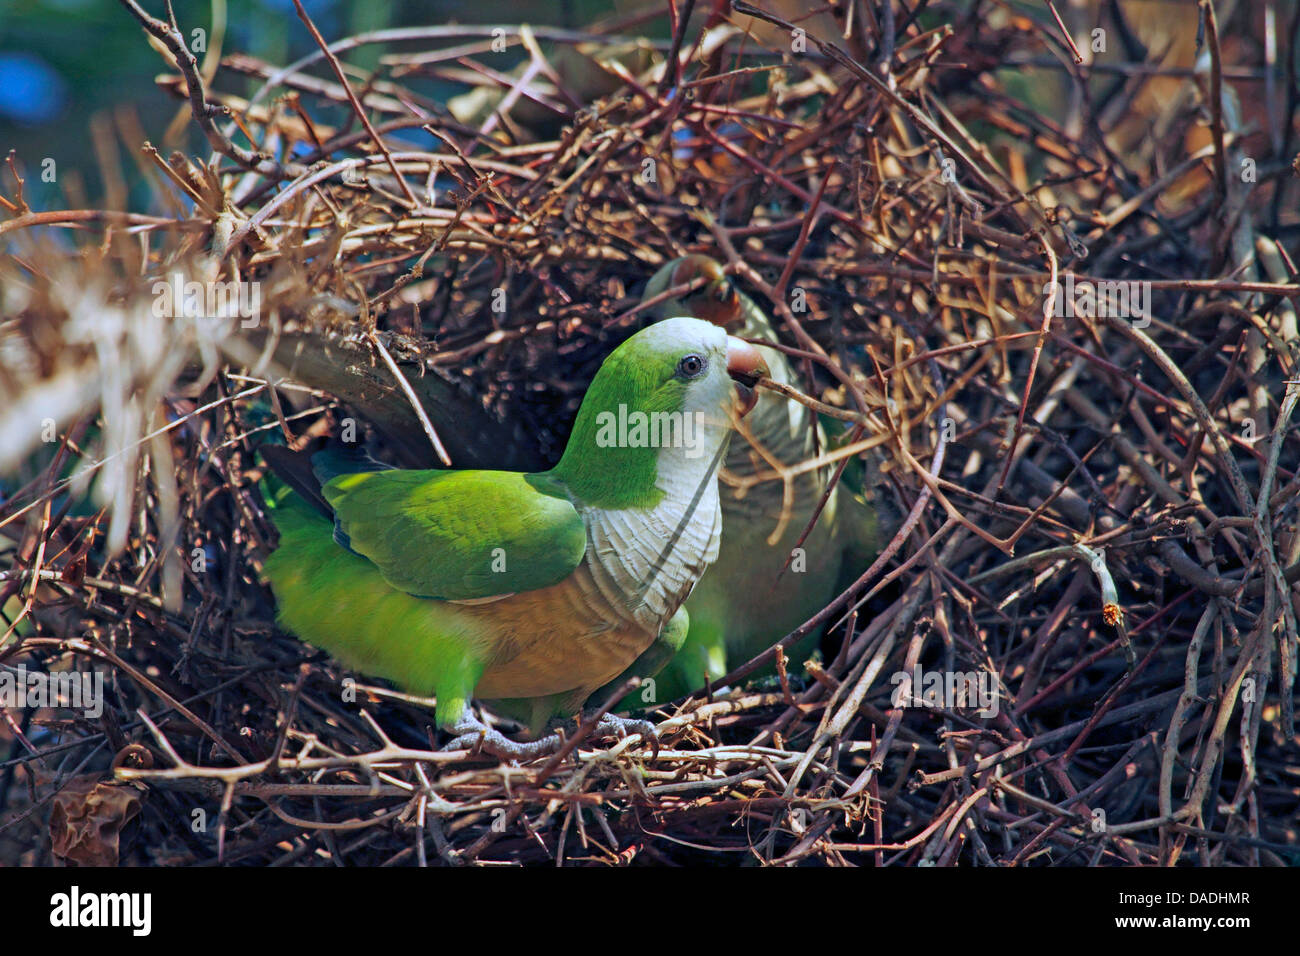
<box><xmin>677</xmin><ymin>354</ymin><xmax>707</xmax><ymax>378</ymax></box>
<box><xmin>714</xmin><ymin>282</ymin><xmax>734</xmax><ymax>303</ymax></box>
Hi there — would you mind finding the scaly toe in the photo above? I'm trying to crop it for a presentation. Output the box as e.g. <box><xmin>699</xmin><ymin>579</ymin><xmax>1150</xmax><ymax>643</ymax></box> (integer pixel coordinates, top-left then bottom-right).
<box><xmin>442</xmin><ymin>715</ymin><xmax>564</xmax><ymax>763</ymax></box>
<box><xmin>592</xmin><ymin>713</ymin><xmax>658</xmax><ymax>749</ymax></box>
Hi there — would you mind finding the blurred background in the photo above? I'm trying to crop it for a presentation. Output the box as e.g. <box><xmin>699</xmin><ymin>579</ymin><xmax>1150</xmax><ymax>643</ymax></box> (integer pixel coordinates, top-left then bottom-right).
<box><xmin>0</xmin><ymin>0</ymin><xmax>652</xmax><ymax>208</ymax></box>
<box><xmin>0</xmin><ymin>1</ymin><xmax>1291</xmax><ymax>229</ymax></box>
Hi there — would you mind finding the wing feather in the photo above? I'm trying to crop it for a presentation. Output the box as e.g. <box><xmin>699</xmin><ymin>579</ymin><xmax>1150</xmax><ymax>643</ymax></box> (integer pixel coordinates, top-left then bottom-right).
<box><xmin>322</xmin><ymin>469</ymin><xmax>586</xmax><ymax>600</ymax></box>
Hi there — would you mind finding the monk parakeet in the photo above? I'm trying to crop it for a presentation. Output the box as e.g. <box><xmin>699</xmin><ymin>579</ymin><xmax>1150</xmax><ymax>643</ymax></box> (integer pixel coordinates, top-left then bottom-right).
<box><xmin>260</xmin><ymin>317</ymin><xmax>768</xmax><ymax>759</ymax></box>
<box><xmin>631</xmin><ymin>256</ymin><xmax>887</xmax><ymax>701</ymax></box>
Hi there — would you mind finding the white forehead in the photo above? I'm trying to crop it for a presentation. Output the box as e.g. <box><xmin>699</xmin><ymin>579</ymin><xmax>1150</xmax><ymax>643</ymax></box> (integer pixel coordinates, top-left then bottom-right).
<box><xmin>636</xmin><ymin>315</ymin><xmax>727</xmax><ymax>354</ymax></box>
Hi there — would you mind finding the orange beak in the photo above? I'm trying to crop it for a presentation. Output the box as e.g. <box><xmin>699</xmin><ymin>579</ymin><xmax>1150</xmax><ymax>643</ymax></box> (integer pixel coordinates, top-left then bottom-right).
<box><xmin>698</xmin><ymin>280</ymin><xmax>743</xmax><ymax>329</ymax></box>
<box><xmin>673</xmin><ymin>256</ymin><xmax>743</xmax><ymax>329</ymax></box>
<box><xmin>725</xmin><ymin>337</ymin><xmax>768</xmax><ymax>417</ymax></box>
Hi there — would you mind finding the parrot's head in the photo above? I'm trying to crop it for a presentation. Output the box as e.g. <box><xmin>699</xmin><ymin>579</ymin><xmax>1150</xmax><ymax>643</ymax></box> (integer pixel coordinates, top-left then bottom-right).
<box><xmin>643</xmin><ymin>255</ymin><xmax>743</xmax><ymax>330</ymax></box>
<box><xmin>602</xmin><ymin>314</ymin><xmax>767</xmax><ymax>425</ymax></box>
<box><xmin>555</xmin><ymin>316</ymin><xmax>768</xmax><ymax>507</ymax></box>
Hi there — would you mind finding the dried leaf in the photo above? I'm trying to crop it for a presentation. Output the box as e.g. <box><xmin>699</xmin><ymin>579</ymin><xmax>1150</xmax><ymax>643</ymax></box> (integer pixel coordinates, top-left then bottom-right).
<box><xmin>49</xmin><ymin>776</ymin><xmax>143</xmax><ymax>867</ymax></box>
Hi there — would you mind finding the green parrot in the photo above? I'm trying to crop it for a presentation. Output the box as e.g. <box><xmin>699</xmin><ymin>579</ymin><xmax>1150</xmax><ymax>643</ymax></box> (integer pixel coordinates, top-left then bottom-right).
<box><xmin>260</xmin><ymin>317</ymin><xmax>768</xmax><ymax>759</ymax></box>
<box><xmin>629</xmin><ymin>255</ymin><xmax>888</xmax><ymax>702</ymax></box>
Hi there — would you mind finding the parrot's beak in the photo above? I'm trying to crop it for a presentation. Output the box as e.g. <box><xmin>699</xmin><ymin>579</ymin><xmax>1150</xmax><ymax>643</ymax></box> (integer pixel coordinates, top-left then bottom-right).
<box><xmin>697</xmin><ymin>280</ymin><xmax>743</xmax><ymax>329</ymax></box>
<box><xmin>725</xmin><ymin>338</ymin><xmax>768</xmax><ymax>417</ymax></box>
<box><xmin>672</xmin><ymin>256</ymin><xmax>743</xmax><ymax>329</ymax></box>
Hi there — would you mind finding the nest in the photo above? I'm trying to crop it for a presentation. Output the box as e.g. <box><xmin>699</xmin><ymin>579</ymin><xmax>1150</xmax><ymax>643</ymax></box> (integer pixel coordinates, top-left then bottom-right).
<box><xmin>1</xmin><ymin>0</ymin><xmax>1298</xmax><ymax>866</ymax></box>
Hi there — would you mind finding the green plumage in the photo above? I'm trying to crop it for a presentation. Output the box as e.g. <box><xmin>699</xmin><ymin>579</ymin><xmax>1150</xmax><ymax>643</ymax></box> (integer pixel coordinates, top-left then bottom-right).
<box><xmin>260</xmin><ymin>316</ymin><xmax>754</xmax><ymax>737</ymax></box>
<box><xmin>630</xmin><ymin>256</ymin><xmax>890</xmax><ymax>702</ymax></box>
<box><xmin>323</xmin><ymin>469</ymin><xmax>586</xmax><ymax>600</ymax></box>
<box><xmin>263</xmin><ymin>491</ymin><xmax>488</xmax><ymax>728</ymax></box>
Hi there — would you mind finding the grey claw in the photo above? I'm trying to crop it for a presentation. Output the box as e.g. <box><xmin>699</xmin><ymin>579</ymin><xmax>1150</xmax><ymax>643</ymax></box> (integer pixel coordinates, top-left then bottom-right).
<box><xmin>442</xmin><ymin>714</ymin><xmax>563</xmax><ymax>762</ymax></box>
<box><xmin>592</xmin><ymin>713</ymin><xmax>658</xmax><ymax>749</ymax></box>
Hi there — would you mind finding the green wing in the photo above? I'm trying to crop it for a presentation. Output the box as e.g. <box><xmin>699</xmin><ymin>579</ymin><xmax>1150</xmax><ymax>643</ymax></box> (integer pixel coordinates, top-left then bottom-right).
<box><xmin>322</xmin><ymin>469</ymin><xmax>586</xmax><ymax>600</ymax></box>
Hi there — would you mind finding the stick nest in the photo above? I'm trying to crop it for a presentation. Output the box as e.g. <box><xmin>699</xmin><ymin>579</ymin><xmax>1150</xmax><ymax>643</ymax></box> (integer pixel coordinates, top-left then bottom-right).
<box><xmin>1</xmin><ymin>1</ymin><xmax>1298</xmax><ymax>866</ymax></box>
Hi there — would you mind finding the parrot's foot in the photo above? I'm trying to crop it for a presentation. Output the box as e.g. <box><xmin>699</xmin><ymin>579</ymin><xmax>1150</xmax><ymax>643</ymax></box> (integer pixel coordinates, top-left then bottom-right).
<box><xmin>442</xmin><ymin>713</ymin><xmax>562</xmax><ymax>763</ymax></box>
<box><xmin>442</xmin><ymin>712</ymin><xmax>660</xmax><ymax>762</ymax></box>
<box><xmin>589</xmin><ymin>712</ymin><xmax>659</xmax><ymax>752</ymax></box>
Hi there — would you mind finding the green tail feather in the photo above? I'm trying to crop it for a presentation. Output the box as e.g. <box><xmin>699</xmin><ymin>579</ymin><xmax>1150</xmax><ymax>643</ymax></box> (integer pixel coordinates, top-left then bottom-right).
<box><xmin>261</xmin><ymin>473</ymin><xmax>484</xmax><ymax>729</ymax></box>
